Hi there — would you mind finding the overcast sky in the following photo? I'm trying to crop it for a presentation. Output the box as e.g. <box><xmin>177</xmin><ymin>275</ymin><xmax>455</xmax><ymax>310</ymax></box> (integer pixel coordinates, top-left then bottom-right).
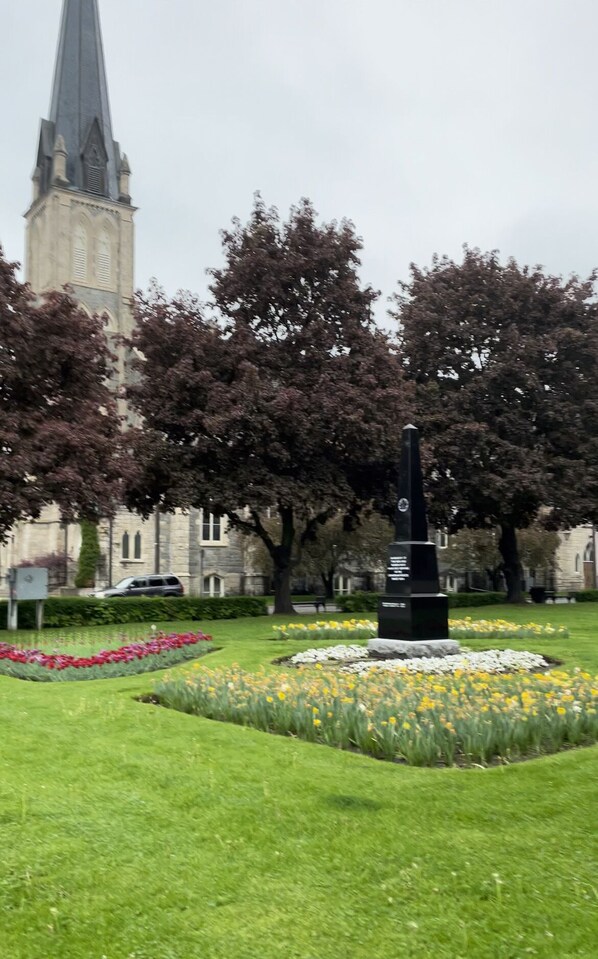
<box><xmin>2</xmin><ymin>0</ymin><xmax>598</xmax><ymax>321</ymax></box>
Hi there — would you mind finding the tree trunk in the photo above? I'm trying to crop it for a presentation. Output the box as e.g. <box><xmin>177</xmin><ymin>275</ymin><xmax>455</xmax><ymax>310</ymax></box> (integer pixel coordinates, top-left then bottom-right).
<box><xmin>498</xmin><ymin>524</ymin><xmax>524</xmax><ymax>603</ymax></box>
<box><xmin>321</xmin><ymin>570</ymin><xmax>335</xmax><ymax>599</ymax></box>
<box><xmin>272</xmin><ymin>507</ymin><xmax>295</xmax><ymax>614</ymax></box>
<box><xmin>272</xmin><ymin>557</ymin><xmax>294</xmax><ymax>614</ymax></box>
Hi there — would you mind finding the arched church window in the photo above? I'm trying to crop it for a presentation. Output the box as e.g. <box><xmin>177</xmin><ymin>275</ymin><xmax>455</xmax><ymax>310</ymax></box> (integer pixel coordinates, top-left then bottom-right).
<box><xmin>134</xmin><ymin>532</ymin><xmax>142</xmax><ymax>560</ymax></box>
<box><xmin>203</xmin><ymin>575</ymin><xmax>224</xmax><ymax>598</ymax></box>
<box><xmin>96</xmin><ymin>229</ymin><xmax>112</xmax><ymax>286</ymax></box>
<box><xmin>122</xmin><ymin>532</ymin><xmax>130</xmax><ymax>560</ymax></box>
<box><xmin>585</xmin><ymin>541</ymin><xmax>595</xmax><ymax>563</ymax></box>
<box><xmin>575</xmin><ymin>554</ymin><xmax>581</xmax><ymax>573</ymax></box>
<box><xmin>73</xmin><ymin>224</ymin><xmax>88</xmax><ymax>283</ymax></box>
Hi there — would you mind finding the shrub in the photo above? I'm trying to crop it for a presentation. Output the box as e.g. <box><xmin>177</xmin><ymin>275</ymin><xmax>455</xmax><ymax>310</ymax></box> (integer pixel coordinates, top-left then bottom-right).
<box><xmin>0</xmin><ymin>595</ymin><xmax>268</xmax><ymax>630</ymax></box>
<box><xmin>335</xmin><ymin>591</ymin><xmax>506</xmax><ymax>613</ymax></box>
<box><xmin>75</xmin><ymin>520</ymin><xmax>100</xmax><ymax>588</ymax></box>
<box><xmin>573</xmin><ymin>589</ymin><xmax>598</xmax><ymax>603</ymax></box>
<box><xmin>448</xmin><ymin>591</ymin><xmax>507</xmax><ymax>608</ymax></box>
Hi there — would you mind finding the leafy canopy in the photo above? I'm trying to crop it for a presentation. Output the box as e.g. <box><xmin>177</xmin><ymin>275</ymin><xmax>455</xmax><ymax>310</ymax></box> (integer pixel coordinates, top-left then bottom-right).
<box><xmin>396</xmin><ymin>247</ymin><xmax>598</xmax><ymax>535</ymax></box>
<box><xmin>0</xmin><ymin>247</ymin><xmax>125</xmax><ymax>541</ymax></box>
<box><xmin>126</xmin><ymin>198</ymin><xmax>410</xmax><ymax>610</ymax></box>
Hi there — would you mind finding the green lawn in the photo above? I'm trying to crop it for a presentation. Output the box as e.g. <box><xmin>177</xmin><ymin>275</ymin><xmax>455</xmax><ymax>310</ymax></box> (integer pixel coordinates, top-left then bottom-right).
<box><xmin>1</xmin><ymin>604</ymin><xmax>597</xmax><ymax>958</ymax></box>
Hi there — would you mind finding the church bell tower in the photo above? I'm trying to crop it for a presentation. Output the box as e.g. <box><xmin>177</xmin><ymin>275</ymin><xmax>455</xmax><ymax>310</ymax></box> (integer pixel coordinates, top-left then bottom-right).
<box><xmin>26</xmin><ymin>0</ymin><xmax>135</xmax><ymax>370</ymax></box>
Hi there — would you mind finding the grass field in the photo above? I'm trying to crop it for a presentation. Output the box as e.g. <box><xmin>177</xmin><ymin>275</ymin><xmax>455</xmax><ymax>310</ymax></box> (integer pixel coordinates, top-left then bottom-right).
<box><xmin>1</xmin><ymin>604</ymin><xmax>597</xmax><ymax>958</ymax></box>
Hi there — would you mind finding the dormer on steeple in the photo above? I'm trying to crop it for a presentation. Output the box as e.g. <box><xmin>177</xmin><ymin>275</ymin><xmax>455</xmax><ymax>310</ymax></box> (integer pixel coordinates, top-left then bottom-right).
<box><xmin>82</xmin><ymin>119</ymin><xmax>108</xmax><ymax>196</ymax></box>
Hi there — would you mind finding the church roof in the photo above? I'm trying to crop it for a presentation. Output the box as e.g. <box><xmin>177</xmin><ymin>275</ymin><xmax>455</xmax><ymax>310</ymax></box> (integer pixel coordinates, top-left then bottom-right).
<box><xmin>37</xmin><ymin>0</ymin><xmax>122</xmax><ymax>201</ymax></box>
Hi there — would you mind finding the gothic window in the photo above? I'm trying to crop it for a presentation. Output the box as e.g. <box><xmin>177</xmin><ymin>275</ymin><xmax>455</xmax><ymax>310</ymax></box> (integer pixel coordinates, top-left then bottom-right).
<box><xmin>96</xmin><ymin>229</ymin><xmax>112</xmax><ymax>286</ymax></box>
<box><xmin>585</xmin><ymin>541</ymin><xmax>595</xmax><ymax>562</ymax></box>
<box><xmin>202</xmin><ymin>512</ymin><xmax>223</xmax><ymax>543</ymax></box>
<box><xmin>122</xmin><ymin>532</ymin><xmax>130</xmax><ymax>560</ymax></box>
<box><xmin>73</xmin><ymin>224</ymin><xmax>88</xmax><ymax>283</ymax></box>
<box><xmin>203</xmin><ymin>575</ymin><xmax>224</xmax><ymax>598</ymax></box>
<box><xmin>436</xmin><ymin>530</ymin><xmax>449</xmax><ymax>549</ymax></box>
<box><xmin>134</xmin><ymin>532</ymin><xmax>142</xmax><ymax>560</ymax></box>
<box><xmin>84</xmin><ymin>144</ymin><xmax>106</xmax><ymax>195</ymax></box>
<box><xmin>575</xmin><ymin>554</ymin><xmax>581</xmax><ymax>573</ymax></box>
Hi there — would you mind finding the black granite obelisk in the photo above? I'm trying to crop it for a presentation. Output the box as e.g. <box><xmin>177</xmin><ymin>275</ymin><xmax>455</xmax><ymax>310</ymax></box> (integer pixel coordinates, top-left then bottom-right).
<box><xmin>377</xmin><ymin>425</ymin><xmax>449</xmax><ymax>643</ymax></box>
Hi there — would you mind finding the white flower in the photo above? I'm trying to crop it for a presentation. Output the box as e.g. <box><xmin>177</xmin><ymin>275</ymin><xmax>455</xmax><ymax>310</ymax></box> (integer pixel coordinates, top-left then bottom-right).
<box><xmin>289</xmin><ymin>644</ymin><xmax>369</xmax><ymax>665</ymax></box>
<box><xmin>341</xmin><ymin>649</ymin><xmax>550</xmax><ymax>675</ymax></box>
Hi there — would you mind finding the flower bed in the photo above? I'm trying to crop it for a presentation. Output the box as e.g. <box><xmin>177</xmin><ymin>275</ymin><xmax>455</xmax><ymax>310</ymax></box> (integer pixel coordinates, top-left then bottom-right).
<box><xmin>273</xmin><ymin>620</ymin><xmax>376</xmax><ymax>641</ymax></box>
<box><xmin>155</xmin><ymin>665</ymin><xmax>598</xmax><ymax>766</ymax></box>
<box><xmin>449</xmin><ymin>617</ymin><xmax>569</xmax><ymax>639</ymax></box>
<box><xmin>341</xmin><ymin>649</ymin><xmax>552</xmax><ymax>675</ymax></box>
<box><xmin>0</xmin><ymin>631</ymin><xmax>213</xmax><ymax>682</ymax></box>
<box><xmin>273</xmin><ymin>617</ymin><xmax>568</xmax><ymax>643</ymax></box>
<box><xmin>286</xmin><ymin>646</ymin><xmax>552</xmax><ymax>674</ymax></box>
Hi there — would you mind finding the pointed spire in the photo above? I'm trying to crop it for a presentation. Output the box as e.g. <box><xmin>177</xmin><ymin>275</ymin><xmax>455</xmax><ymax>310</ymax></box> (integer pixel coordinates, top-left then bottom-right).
<box><xmin>46</xmin><ymin>0</ymin><xmax>120</xmax><ymax>199</ymax></box>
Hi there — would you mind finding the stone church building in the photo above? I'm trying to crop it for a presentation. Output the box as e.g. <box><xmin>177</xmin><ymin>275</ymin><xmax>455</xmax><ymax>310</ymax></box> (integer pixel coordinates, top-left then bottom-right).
<box><xmin>1</xmin><ymin>0</ymin><xmax>595</xmax><ymax>599</ymax></box>
<box><xmin>0</xmin><ymin>0</ymin><xmax>257</xmax><ymax>598</ymax></box>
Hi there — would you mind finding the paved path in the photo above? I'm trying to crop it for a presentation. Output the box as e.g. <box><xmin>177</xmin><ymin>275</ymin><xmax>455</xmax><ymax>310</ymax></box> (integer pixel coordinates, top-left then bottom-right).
<box><xmin>267</xmin><ymin>603</ymin><xmax>340</xmax><ymax>615</ymax></box>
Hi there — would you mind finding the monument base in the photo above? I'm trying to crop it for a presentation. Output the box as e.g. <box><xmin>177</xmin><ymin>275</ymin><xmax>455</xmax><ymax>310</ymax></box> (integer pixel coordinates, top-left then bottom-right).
<box><xmin>378</xmin><ymin>592</ymin><xmax>449</xmax><ymax>642</ymax></box>
<box><xmin>368</xmin><ymin>637</ymin><xmax>460</xmax><ymax>660</ymax></box>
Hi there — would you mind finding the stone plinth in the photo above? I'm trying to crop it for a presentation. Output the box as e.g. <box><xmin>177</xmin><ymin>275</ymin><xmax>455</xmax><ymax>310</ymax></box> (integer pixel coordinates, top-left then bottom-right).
<box><xmin>367</xmin><ymin>637</ymin><xmax>460</xmax><ymax>659</ymax></box>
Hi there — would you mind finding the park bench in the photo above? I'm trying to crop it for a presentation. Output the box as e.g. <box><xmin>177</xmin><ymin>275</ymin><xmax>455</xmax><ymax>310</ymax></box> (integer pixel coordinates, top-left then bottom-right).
<box><xmin>544</xmin><ymin>590</ymin><xmax>575</xmax><ymax>603</ymax></box>
<box><xmin>530</xmin><ymin>587</ymin><xmax>575</xmax><ymax>604</ymax></box>
<box><xmin>292</xmin><ymin>596</ymin><xmax>328</xmax><ymax>613</ymax></box>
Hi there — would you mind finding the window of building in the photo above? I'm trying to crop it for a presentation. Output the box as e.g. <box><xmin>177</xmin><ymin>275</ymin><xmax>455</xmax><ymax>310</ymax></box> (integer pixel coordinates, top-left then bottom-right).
<box><xmin>203</xmin><ymin>574</ymin><xmax>224</xmax><ymax>597</ymax></box>
<box><xmin>334</xmin><ymin>575</ymin><xmax>352</xmax><ymax>595</ymax></box>
<box><xmin>202</xmin><ymin>512</ymin><xmax>223</xmax><ymax>543</ymax></box>
<box><xmin>122</xmin><ymin>532</ymin><xmax>130</xmax><ymax>560</ymax></box>
<box><xmin>134</xmin><ymin>532</ymin><xmax>142</xmax><ymax>560</ymax></box>
<box><xmin>436</xmin><ymin>531</ymin><xmax>448</xmax><ymax>549</ymax></box>
<box><xmin>585</xmin><ymin>541</ymin><xmax>595</xmax><ymax>562</ymax></box>
<box><xmin>96</xmin><ymin>229</ymin><xmax>111</xmax><ymax>286</ymax></box>
<box><xmin>73</xmin><ymin>224</ymin><xmax>88</xmax><ymax>283</ymax></box>
<box><xmin>575</xmin><ymin>554</ymin><xmax>581</xmax><ymax>573</ymax></box>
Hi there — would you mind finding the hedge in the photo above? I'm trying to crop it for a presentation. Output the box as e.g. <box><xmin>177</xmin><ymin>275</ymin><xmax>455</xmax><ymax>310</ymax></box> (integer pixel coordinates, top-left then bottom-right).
<box><xmin>573</xmin><ymin>589</ymin><xmax>598</xmax><ymax>603</ymax></box>
<box><xmin>335</xmin><ymin>591</ymin><xmax>506</xmax><ymax>614</ymax></box>
<box><xmin>0</xmin><ymin>595</ymin><xmax>268</xmax><ymax>630</ymax></box>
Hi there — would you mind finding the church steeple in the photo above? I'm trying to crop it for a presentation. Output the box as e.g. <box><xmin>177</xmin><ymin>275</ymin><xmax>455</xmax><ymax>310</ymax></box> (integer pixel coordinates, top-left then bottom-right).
<box><xmin>35</xmin><ymin>0</ymin><xmax>125</xmax><ymax>202</ymax></box>
<box><xmin>26</xmin><ymin>0</ymin><xmax>135</xmax><ymax>324</ymax></box>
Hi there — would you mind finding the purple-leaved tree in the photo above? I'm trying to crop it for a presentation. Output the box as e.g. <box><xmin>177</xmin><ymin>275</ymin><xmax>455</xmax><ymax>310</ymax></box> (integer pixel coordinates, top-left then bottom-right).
<box><xmin>126</xmin><ymin>198</ymin><xmax>410</xmax><ymax>612</ymax></box>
